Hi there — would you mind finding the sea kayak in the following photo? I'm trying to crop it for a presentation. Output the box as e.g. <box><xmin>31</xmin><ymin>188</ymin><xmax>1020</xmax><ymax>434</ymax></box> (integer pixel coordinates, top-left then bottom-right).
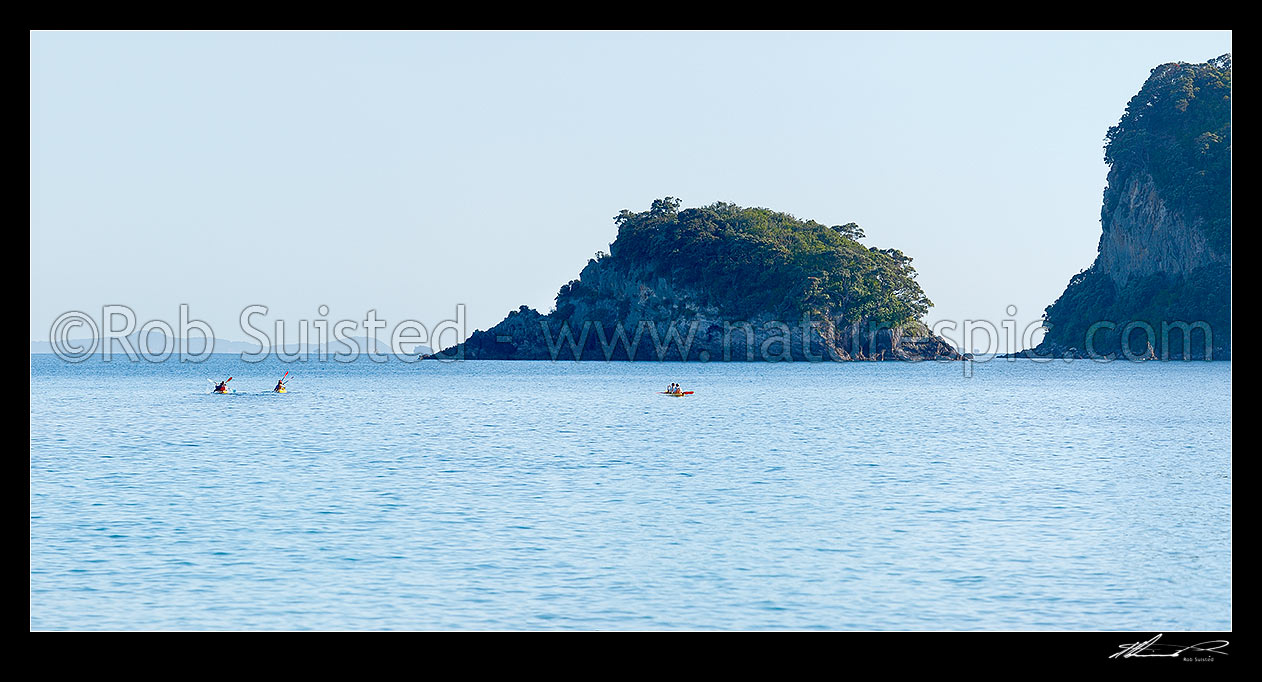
<box><xmin>658</xmin><ymin>391</ymin><xmax>694</xmax><ymax>396</ymax></box>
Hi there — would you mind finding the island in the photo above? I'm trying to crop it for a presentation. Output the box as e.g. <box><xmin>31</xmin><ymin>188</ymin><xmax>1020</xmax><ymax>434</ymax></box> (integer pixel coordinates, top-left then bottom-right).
<box><xmin>429</xmin><ymin>199</ymin><xmax>963</xmax><ymax>362</ymax></box>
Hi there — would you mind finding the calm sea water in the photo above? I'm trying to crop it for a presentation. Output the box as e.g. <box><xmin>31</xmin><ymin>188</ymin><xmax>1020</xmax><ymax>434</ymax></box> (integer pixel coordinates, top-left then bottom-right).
<box><xmin>29</xmin><ymin>355</ymin><xmax>1231</xmax><ymax>630</ymax></box>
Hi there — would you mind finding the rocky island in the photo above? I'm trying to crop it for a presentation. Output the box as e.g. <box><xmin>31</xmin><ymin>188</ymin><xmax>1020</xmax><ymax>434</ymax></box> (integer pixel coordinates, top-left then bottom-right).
<box><xmin>430</xmin><ymin>199</ymin><xmax>963</xmax><ymax>361</ymax></box>
<box><xmin>1014</xmin><ymin>54</ymin><xmax>1231</xmax><ymax>360</ymax></box>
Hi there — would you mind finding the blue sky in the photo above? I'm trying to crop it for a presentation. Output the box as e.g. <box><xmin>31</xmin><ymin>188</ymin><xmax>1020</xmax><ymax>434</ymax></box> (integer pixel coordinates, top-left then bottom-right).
<box><xmin>30</xmin><ymin>31</ymin><xmax>1231</xmax><ymax>352</ymax></box>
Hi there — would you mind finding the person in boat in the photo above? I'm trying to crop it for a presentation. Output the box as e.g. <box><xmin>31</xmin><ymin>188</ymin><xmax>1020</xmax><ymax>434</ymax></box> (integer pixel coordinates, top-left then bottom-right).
<box><xmin>275</xmin><ymin>379</ymin><xmax>285</xmax><ymax>392</ymax></box>
<box><xmin>215</xmin><ymin>380</ymin><xmax>228</xmax><ymax>393</ymax></box>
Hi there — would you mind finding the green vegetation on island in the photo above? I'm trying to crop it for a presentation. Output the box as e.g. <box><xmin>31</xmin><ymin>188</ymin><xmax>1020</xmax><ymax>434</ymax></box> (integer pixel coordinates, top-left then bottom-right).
<box><xmin>578</xmin><ymin>199</ymin><xmax>931</xmax><ymax>329</ymax></box>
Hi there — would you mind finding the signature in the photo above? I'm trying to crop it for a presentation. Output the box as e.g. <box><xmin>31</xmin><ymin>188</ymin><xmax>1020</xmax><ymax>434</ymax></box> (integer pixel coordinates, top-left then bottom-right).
<box><xmin>1110</xmin><ymin>634</ymin><xmax>1230</xmax><ymax>659</ymax></box>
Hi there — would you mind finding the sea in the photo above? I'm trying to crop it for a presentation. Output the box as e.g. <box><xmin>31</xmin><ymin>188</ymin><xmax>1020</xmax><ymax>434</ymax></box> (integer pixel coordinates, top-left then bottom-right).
<box><xmin>29</xmin><ymin>354</ymin><xmax>1231</xmax><ymax>630</ymax></box>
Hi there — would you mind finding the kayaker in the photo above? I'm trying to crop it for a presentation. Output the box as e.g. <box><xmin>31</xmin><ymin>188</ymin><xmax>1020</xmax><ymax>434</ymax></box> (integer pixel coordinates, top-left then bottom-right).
<box><xmin>215</xmin><ymin>380</ymin><xmax>228</xmax><ymax>393</ymax></box>
<box><xmin>274</xmin><ymin>379</ymin><xmax>285</xmax><ymax>392</ymax></box>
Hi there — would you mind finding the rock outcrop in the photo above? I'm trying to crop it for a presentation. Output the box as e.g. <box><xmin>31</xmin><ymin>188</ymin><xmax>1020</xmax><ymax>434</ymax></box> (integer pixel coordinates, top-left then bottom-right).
<box><xmin>1018</xmin><ymin>54</ymin><xmax>1231</xmax><ymax>360</ymax></box>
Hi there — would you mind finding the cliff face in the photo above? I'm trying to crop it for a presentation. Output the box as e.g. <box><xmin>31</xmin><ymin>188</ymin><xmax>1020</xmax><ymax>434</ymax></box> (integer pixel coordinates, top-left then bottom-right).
<box><xmin>1033</xmin><ymin>54</ymin><xmax>1231</xmax><ymax>360</ymax></box>
<box><xmin>1096</xmin><ymin>173</ymin><xmax>1227</xmax><ymax>288</ymax></box>
<box><xmin>433</xmin><ymin>199</ymin><xmax>963</xmax><ymax>362</ymax></box>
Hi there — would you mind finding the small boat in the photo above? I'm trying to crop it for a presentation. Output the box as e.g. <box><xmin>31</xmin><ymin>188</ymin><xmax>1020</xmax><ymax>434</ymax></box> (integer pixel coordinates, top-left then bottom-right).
<box><xmin>658</xmin><ymin>391</ymin><xmax>694</xmax><ymax>396</ymax></box>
